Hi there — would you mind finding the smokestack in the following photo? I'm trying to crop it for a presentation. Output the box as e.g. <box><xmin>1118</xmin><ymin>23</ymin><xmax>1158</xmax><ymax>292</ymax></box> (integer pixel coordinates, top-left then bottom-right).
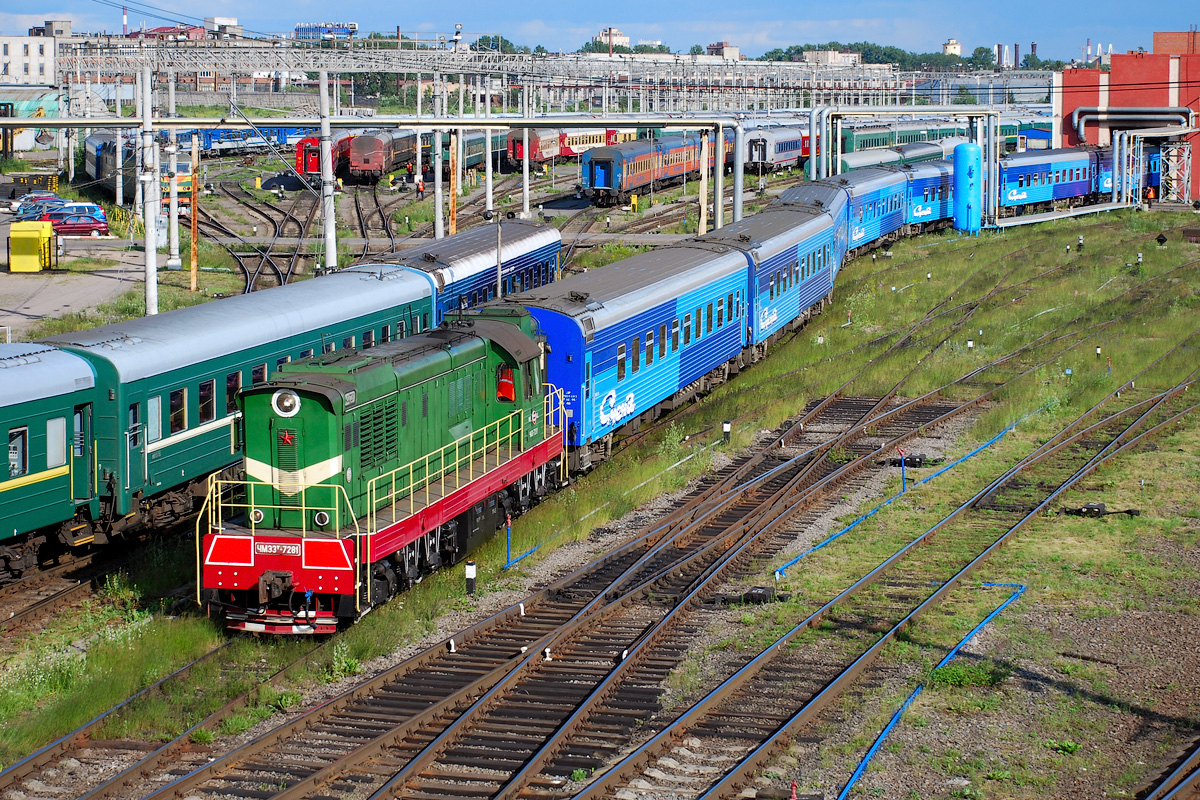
<box><xmin>123</xmin><ymin>5</ymin><xmax>128</xmax><ymax>35</ymax></box>
<box><xmin>1014</xmin><ymin>43</ymin><xmax>1019</xmax><ymax>67</ymax></box>
<box><xmin>1031</xmin><ymin>41</ymin><xmax>1037</xmax><ymax>58</ymax></box>
<box><xmin>1087</xmin><ymin>38</ymin><xmax>1092</xmax><ymax>63</ymax></box>
<box><xmin>996</xmin><ymin>43</ymin><xmax>1002</xmax><ymax>66</ymax></box>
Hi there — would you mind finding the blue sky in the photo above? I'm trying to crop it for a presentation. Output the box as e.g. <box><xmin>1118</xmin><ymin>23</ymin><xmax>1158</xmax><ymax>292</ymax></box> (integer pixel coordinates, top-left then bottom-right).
<box><xmin>1</xmin><ymin>2</ymin><xmax>1192</xmax><ymax>61</ymax></box>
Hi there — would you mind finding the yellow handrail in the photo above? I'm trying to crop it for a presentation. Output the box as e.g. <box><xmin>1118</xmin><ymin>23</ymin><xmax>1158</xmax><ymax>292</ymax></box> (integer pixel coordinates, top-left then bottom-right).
<box><xmin>201</xmin><ymin>478</ymin><xmax>360</xmax><ymax>538</ymax></box>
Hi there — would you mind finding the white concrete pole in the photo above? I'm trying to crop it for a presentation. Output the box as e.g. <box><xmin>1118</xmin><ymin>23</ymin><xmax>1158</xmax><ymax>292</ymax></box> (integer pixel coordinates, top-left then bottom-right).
<box><xmin>141</xmin><ymin>66</ymin><xmax>158</xmax><ymax>316</ymax></box>
<box><xmin>134</xmin><ymin>70</ymin><xmax>143</xmax><ymax>220</ymax></box>
<box><xmin>166</xmin><ymin>74</ymin><xmax>181</xmax><ymax>269</ymax></box>
<box><xmin>434</xmin><ymin>76</ymin><xmax>444</xmax><ymax>239</ymax></box>
<box><xmin>414</xmin><ymin>72</ymin><xmax>423</xmax><ymax>180</ymax></box>
<box><xmin>484</xmin><ymin>75</ymin><xmax>494</xmax><ymax>212</ymax></box>
<box><xmin>521</xmin><ymin>79</ymin><xmax>530</xmax><ymax>219</ymax></box>
<box><xmin>115</xmin><ymin>77</ymin><xmax>123</xmax><ymax>208</ymax></box>
<box><xmin>733</xmin><ymin>122</ymin><xmax>745</xmax><ymax>222</ymax></box>
<box><xmin>714</xmin><ymin>124</ymin><xmax>724</xmax><ymax>229</ymax></box>
<box><xmin>319</xmin><ymin>70</ymin><xmax>337</xmax><ymax>271</ymax></box>
<box><xmin>457</xmin><ymin>73</ymin><xmax>464</xmax><ymax>195</ymax></box>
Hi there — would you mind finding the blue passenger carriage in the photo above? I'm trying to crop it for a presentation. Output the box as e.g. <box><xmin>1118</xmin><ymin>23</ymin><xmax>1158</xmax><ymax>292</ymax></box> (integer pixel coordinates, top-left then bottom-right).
<box><xmin>999</xmin><ymin>149</ymin><xmax>1096</xmax><ymax>210</ymax></box>
<box><xmin>903</xmin><ymin>160</ymin><xmax>956</xmax><ymax>232</ymax></box>
<box><xmin>843</xmin><ymin>168</ymin><xmax>909</xmax><ymax>254</ymax></box>
<box><xmin>518</xmin><ymin>245</ymin><xmax>750</xmax><ymax>470</ymax></box>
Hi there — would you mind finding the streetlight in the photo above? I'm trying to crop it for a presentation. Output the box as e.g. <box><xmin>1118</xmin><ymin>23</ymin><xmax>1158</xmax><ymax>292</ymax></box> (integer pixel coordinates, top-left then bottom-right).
<box><xmin>483</xmin><ymin>209</ymin><xmax>515</xmax><ymax>299</ymax></box>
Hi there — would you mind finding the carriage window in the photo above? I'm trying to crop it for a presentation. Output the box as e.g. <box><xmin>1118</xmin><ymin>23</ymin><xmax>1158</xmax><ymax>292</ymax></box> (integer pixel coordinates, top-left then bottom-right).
<box><xmin>300</xmin><ymin>349</ymin><xmax>314</xmax><ymax>359</ymax></box>
<box><xmin>617</xmin><ymin>344</ymin><xmax>627</xmax><ymax>380</ymax></box>
<box><xmin>128</xmin><ymin>404</ymin><xmax>141</xmax><ymax>447</ymax></box>
<box><xmin>632</xmin><ymin>336</ymin><xmax>641</xmax><ymax>373</ymax></box>
<box><xmin>46</xmin><ymin>418</ymin><xmax>67</xmax><ymax>469</ymax></box>
<box><xmin>718</xmin><ymin>298</ymin><xmax>725</xmax><ymax>328</ymax></box>
<box><xmin>343</xmin><ymin>336</ymin><xmax>355</xmax><ymax>350</ymax></box>
<box><xmin>8</xmin><ymin>428</ymin><xmax>28</xmax><ymax>478</ymax></box>
<box><xmin>226</xmin><ymin>372</ymin><xmax>241</xmax><ymax>414</ymax></box>
<box><xmin>363</xmin><ymin>330</ymin><xmax>375</xmax><ymax>349</ymax></box>
<box><xmin>584</xmin><ymin>362</ymin><xmax>591</xmax><ymax>400</ymax></box>
<box><xmin>683</xmin><ymin>314</ymin><xmax>692</xmax><ymax>345</ymax></box>
<box><xmin>672</xmin><ymin>320</ymin><xmax>680</xmax><ymax>351</ymax></box>
<box><xmin>169</xmin><ymin>388</ymin><xmax>187</xmax><ymax>434</ymax></box>
<box><xmin>382</xmin><ymin>324</ymin><xmax>392</xmax><ymax>343</ymax></box>
<box><xmin>199</xmin><ymin>380</ymin><xmax>216</xmax><ymax>424</ymax></box>
<box><xmin>706</xmin><ymin>303</ymin><xmax>713</xmax><ymax>334</ymax></box>
<box><xmin>252</xmin><ymin>364</ymin><xmax>267</xmax><ymax>383</ymax></box>
<box><xmin>398</xmin><ymin>319</ymin><xmax>407</xmax><ymax>339</ymax></box>
<box><xmin>323</xmin><ymin>341</ymin><xmax>335</xmax><ymax>354</ymax></box>
<box><xmin>694</xmin><ymin>308</ymin><xmax>702</xmax><ymax>340</ymax></box>
<box><xmin>646</xmin><ymin>332</ymin><xmax>654</xmax><ymax>365</ymax></box>
<box><xmin>659</xmin><ymin>324</ymin><xmax>667</xmax><ymax>358</ymax></box>
<box><xmin>728</xmin><ymin>292</ymin><xmax>735</xmax><ymax>318</ymax></box>
<box><xmin>276</xmin><ymin>357</ymin><xmax>290</xmax><ymax>370</ymax></box>
<box><xmin>148</xmin><ymin>396</ymin><xmax>162</xmax><ymax>443</ymax></box>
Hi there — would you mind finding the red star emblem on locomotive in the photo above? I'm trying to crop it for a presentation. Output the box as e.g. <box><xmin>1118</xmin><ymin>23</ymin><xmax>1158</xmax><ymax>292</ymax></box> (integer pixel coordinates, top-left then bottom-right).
<box><xmin>279</xmin><ymin>431</ymin><xmax>295</xmax><ymax>445</ymax></box>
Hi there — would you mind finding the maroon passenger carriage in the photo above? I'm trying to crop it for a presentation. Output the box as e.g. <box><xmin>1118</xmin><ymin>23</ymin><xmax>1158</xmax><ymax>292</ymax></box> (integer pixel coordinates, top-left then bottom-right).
<box><xmin>347</xmin><ymin>129</ymin><xmax>419</xmax><ymax>183</ymax></box>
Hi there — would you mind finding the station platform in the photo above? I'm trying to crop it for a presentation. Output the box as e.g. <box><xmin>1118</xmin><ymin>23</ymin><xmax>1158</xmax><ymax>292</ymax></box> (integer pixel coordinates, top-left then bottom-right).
<box><xmin>994</xmin><ymin>202</ymin><xmax>1129</xmax><ymax>228</ymax></box>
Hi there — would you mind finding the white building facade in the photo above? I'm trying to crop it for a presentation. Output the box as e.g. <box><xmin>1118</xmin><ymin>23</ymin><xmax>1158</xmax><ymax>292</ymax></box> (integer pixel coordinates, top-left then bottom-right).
<box><xmin>0</xmin><ymin>37</ymin><xmax>56</xmax><ymax>84</ymax></box>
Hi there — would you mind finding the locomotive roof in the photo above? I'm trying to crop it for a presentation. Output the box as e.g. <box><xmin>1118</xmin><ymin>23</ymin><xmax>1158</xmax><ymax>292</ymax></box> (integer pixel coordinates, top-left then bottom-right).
<box><xmin>0</xmin><ymin>344</ymin><xmax>95</xmax><ymax>407</ymax></box>
<box><xmin>515</xmin><ymin>243</ymin><xmax>746</xmax><ymax>331</ymax></box>
<box><xmin>40</xmin><ymin>265</ymin><xmax>432</xmax><ymax>383</ymax></box>
<box><xmin>351</xmin><ymin>220</ymin><xmax>559</xmax><ymax>289</ymax></box>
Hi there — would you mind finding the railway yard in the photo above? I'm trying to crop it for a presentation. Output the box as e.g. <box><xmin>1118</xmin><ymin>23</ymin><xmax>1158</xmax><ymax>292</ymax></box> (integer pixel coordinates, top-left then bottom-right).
<box><xmin>0</xmin><ymin>156</ymin><xmax>1197</xmax><ymax>800</ymax></box>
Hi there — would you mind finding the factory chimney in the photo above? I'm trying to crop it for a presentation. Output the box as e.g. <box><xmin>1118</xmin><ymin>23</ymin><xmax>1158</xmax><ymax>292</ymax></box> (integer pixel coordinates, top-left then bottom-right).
<box><xmin>122</xmin><ymin>5</ymin><xmax>127</xmax><ymax>35</ymax></box>
<box><xmin>1031</xmin><ymin>41</ymin><xmax>1037</xmax><ymax>58</ymax></box>
<box><xmin>1014</xmin><ymin>43</ymin><xmax>1019</xmax><ymax>67</ymax></box>
<box><xmin>1086</xmin><ymin>38</ymin><xmax>1092</xmax><ymax>63</ymax></box>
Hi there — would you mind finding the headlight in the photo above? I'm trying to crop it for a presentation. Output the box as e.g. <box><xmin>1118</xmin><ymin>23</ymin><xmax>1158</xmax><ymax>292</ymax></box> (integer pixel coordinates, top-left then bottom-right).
<box><xmin>272</xmin><ymin>389</ymin><xmax>301</xmax><ymax>418</ymax></box>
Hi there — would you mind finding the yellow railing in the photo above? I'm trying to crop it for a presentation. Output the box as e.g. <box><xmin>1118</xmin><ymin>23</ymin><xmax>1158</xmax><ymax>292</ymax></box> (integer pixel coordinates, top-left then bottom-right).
<box><xmin>367</xmin><ymin>407</ymin><xmax>525</xmax><ymax>531</ymax></box>
<box><xmin>197</xmin><ymin>388</ymin><xmax>567</xmax><ymax>557</ymax></box>
<box><xmin>202</xmin><ymin>476</ymin><xmax>360</xmax><ymax>538</ymax></box>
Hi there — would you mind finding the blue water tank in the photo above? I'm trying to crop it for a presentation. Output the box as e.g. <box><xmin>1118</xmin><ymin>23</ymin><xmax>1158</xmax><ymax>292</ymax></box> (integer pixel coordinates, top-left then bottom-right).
<box><xmin>953</xmin><ymin>142</ymin><xmax>982</xmax><ymax>233</ymax></box>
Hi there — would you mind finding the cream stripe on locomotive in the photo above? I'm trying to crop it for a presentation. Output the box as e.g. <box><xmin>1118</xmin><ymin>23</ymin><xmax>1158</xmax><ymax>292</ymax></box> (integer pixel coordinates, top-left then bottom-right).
<box><xmin>244</xmin><ymin>454</ymin><xmax>344</xmax><ymax>497</ymax></box>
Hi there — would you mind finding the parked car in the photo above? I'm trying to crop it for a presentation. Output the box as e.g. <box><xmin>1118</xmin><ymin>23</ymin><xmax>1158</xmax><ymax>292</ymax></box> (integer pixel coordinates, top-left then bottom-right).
<box><xmin>40</xmin><ymin>203</ymin><xmax>105</xmax><ymax>221</ymax></box>
<box><xmin>49</xmin><ymin>215</ymin><xmax>109</xmax><ymax>237</ymax></box>
<box><xmin>14</xmin><ymin>199</ymin><xmax>66</xmax><ymax>220</ymax></box>
<box><xmin>6</xmin><ymin>190</ymin><xmax>57</xmax><ymax>212</ymax></box>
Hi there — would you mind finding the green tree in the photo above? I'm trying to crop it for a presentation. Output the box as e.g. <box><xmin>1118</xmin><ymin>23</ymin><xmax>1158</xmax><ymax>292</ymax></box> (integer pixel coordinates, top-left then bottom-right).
<box><xmin>689</xmin><ymin>44</ymin><xmax>704</xmax><ymax>55</ymax></box>
<box><xmin>533</xmin><ymin>44</ymin><xmax>548</xmax><ymax>54</ymax></box>
<box><xmin>967</xmin><ymin>46</ymin><xmax>996</xmax><ymax>69</ymax></box>
<box><xmin>954</xmin><ymin>85</ymin><xmax>978</xmax><ymax>104</ymax></box>
<box><xmin>473</xmin><ymin>35</ymin><xmax>520</xmax><ymax>53</ymax></box>
<box><xmin>578</xmin><ymin>40</ymin><xmax>632</xmax><ymax>54</ymax></box>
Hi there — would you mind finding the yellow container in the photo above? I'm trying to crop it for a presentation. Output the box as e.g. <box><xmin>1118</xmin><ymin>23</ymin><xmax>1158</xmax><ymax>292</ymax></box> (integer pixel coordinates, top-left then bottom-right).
<box><xmin>254</xmin><ymin>176</ymin><xmax>262</xmax><ymax>190</ymax></box>
<box><xmin>7</xmin><ymin>221</ymin><xmax>57</xmax><ymax>273</ymax></box>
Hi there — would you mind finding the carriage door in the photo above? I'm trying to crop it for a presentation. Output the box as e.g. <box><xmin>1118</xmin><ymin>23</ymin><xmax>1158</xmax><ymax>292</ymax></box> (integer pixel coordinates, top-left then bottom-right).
<box><xmin>593</xmin><ymin>159</ymin><xmax>610</xmax><ymax>189</ymax></box>
<box><xmin>752</xmin><ymin>139</ymin><xmax>766</xmax><ymax>162</ymax></box>
<box><xmin>71</xmin><ymin>404</ymin><xmax>93</xmax><ymax>501</ymax></box>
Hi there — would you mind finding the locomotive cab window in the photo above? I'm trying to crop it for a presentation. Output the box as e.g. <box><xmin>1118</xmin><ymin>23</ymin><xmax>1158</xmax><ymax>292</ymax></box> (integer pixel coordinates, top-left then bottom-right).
<box><xmin>496</xmin><ymin>365</ymin><xmax>517</xmax><ymax>402</ymax></box>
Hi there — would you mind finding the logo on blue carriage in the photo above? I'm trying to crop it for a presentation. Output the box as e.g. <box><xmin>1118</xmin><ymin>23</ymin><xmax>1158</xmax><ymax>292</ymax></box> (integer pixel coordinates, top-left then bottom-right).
<box><xmin>1006</xmin><ymin>189</ymin><xmax>1028</xmax><ymax>202</ymax></box>
<box><xmin>598</xmin><ymin>390</ymin><xmax>637</xmax><ymax>426</ymax></box>
<box><xmin>1102</xmin><ymin>177</ymin><xmax>1112</xmax><ymax>190</ymax></box>
<box><xmin>758</xmin><ymin>306</ymin><xmax>779</xmax><ymax>329</ymax></box>
<box><xmin>851</xmin><ymin>226</ymin><xmax>867</xmax><ymax>242</ymax></box>
<box><xmin>913</xmin><ymin>205</ymin><xmax>933</xmax><ymax>219</ymax></box>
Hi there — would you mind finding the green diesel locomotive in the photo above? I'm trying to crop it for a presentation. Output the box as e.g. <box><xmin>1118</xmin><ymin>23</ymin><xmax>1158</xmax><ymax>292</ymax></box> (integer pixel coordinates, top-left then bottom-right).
<box><xmin>200</xmin><ymin>306</ymin><xmax>567</xmax><ymax>633</ymax></box>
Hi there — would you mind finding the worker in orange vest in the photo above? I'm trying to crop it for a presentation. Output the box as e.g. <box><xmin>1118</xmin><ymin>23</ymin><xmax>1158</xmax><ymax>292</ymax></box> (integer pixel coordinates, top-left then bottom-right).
<box><xmin>417</xmin><ymin>178</ymin><xmax>426</xmax><ymax>201</ymax></box>
<box><xmin>497</xmin><ymin>366</ymin><xmax>515</xmax><ymax>401</ymax></box>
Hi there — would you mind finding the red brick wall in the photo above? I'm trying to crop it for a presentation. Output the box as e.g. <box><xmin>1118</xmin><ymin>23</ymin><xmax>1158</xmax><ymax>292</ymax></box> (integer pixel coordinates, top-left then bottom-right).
<box><xmin>1154</xmin><ymin>31</ymin><xmax>1200</xmax><ymax>55</ymax></box>
<box><xmin>1060</xmin><ymin>54</ymin><xmax>1200</xmax><ymax>199</ymax></box>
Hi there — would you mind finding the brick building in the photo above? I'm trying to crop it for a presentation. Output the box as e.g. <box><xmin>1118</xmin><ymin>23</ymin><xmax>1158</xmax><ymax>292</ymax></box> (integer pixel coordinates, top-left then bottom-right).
<box><xmin>1152</xmin><ymin>30</ymin><xmax>1200</xmax><ymax>56</ymax></box>
<box><xmin>1056</xmin><ymin>48</ymin><xmax>1200</xmax><ymax>199</ymax></box>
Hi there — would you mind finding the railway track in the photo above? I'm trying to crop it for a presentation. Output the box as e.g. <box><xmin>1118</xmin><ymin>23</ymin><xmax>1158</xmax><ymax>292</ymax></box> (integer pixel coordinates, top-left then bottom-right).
<box><xmin>354</xmin><ymin>183</ymin><xmax>397</xmax><ymax>258</ymax></box>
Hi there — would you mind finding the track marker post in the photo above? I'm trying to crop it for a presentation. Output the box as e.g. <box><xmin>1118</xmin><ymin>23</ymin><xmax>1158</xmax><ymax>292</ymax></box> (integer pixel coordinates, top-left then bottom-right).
<box><xmin>503</xmin><ymin>513</ymin><xmax>537</xmax><ymax>569</ymax></box>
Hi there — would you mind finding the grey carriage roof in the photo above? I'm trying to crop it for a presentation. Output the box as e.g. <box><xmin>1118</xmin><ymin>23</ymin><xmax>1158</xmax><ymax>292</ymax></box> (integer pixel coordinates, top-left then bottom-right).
<box><xmin>777</xmin><ymin>181</ymin><xmax>849</xmax><ymax>210</ymax></box>
<box><xmin>698</xmin><ymin>207</ymin><xmax>831</xmax><ymax>255</ymax></box>
<box><xmin>40</xmin><ymin>265</ymin><xmax>431</xmax><ymax>384</ymax></box>
<box><xmin>0</xmin><ymin>343</ymin><xmax>95</xmax><ymax>408</ymax></box>
<box><xmin>1001</xmin><ymin>148</ymin><xmax>1090</xmax><ymax>167</ymax></box>
<box><xmin>350</xmin><ymin>220</ymin><xmax>559</xmax><ymax>289</ymax></box>
<box><xmin>515</xmin><ymin>243</ymin><xmax>747</xmax><ymax>332</ymax></box>
<box><xmin>905</xmin><ymin>159</ymin><xmax>954</xmax><ymax>181</ymax></box>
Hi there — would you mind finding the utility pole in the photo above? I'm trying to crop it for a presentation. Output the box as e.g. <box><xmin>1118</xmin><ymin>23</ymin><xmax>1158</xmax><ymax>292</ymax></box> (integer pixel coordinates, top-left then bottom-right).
<box><xmin>318</xmin><ymin>69</ymin><xmax>336</xmax><ymax>271</ymax></box>
<box><xmin>189</xmin><ymin>135</ymin><xmax>198</xmax><ymax>291</ymax></box>
<box><xmin>141</xmin><ymin>66</ymin><xmax>157</xmax><ymax>316</ymax></box>
<box><xmin>166</xmin><ymin>73</ymin><xmax>181</xmax><ymax>269</ymax></box>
